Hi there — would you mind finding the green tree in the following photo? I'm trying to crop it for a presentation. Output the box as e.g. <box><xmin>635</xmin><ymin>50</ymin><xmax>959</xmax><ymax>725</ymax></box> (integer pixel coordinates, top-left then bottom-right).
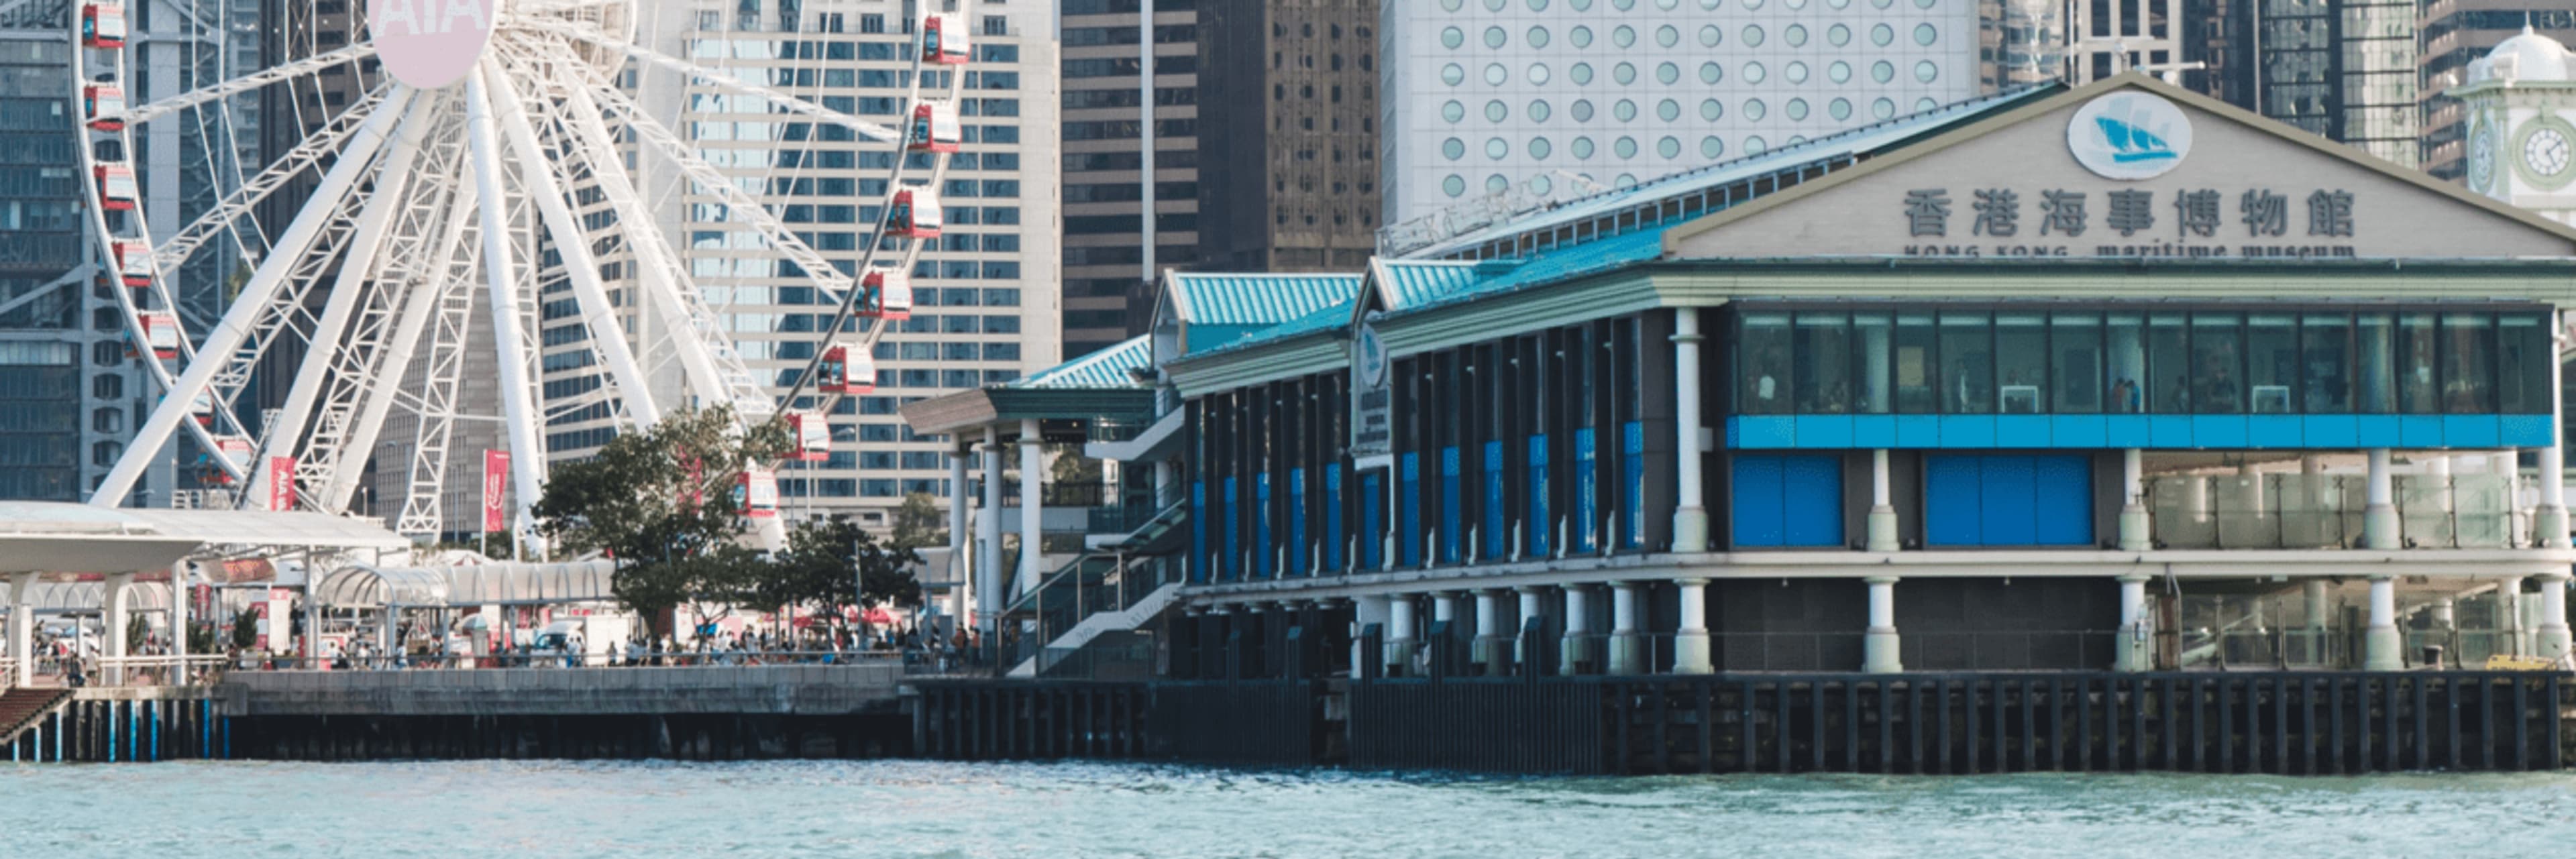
<box><xmin>532</xmin><ymin>405</ymin><xmax>788</xmax><ymax>637</ymax></box>
<box><xmin>229</xmin><ymin>610</ymin><xmax>258</xmax><ymax>650</ymax></box>
<box><xmin>763</xmin><ymin>520</ymin><xmax>922</xmax><ymax>618</ymax></box>
<box><xmin>888</xmin><ymin>491</ymin><xmax>947</xmax><ymax>551</ymax></box>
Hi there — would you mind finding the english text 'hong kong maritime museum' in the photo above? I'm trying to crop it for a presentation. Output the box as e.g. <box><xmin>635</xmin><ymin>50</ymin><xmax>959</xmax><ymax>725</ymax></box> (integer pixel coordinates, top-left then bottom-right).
<box><xmin>908</xmin><ymin>72</ymin><xmax>2576</xmax><ymax>681</ymax></box>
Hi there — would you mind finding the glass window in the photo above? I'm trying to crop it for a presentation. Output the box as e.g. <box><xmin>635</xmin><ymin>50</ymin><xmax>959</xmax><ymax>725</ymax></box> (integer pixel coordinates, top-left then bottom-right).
<box><xmin>2191</xmin><ymin>313</ymin><xmax>2245</xmax><ymax>414</ymax></box>
<box><xmin>2357</xmin><ymin>312</ymin><xmax>2396</xmax><ymax>413</ymax></box>
<box><xmin>1739</xmin><ymin>313</ymin><xmax>1793</xmax><ymax>414</ymax></box>
<box><xmin>2148</xmin><ymin>314</ymin><xmax>2191</xmax><ymax>413</ymax></box>
<box><xmin>2050</xmin><ymin>313</ymin><xmax>2102</xmax><ymax>414</ymax></box>
<box><xmin>2397</xmin><ymin>312</ymin><xmax>2438</xmax><ymax>414</ymax></box>
<box><xmin>1795</xmin><ymin>313</ymin><xmax>1851</xmax><ymax>414</ymax></box>
<box><xmin>1939</xmin><ymin>312</ymin><xmax>1993</xmax><ymax>414</ymax></box>
<box><xmin>1894</xmin><ymin>312</ymin><xmax>1937</xmax><ymax>414</ymax></box>
<box><xmin>1853</xmin><ymin>313</ymin><xmax>1892</xmax><ymax>414</ymax></box>
<box><xmin>2440</xmin><ymin>312</ymin><xmax>2496</xmax><ymax>413</ymax></box>
<box><xmin>2300</xmin><ymin>314</ymin><xmax>2352</xmax><ymax>413</ymax></box>
<box><xmin>2245</xmin><ymin>314</ymin><xmax>2298</xmax><ymax>414</ymax></box>
<box><xmin>2500</xmin><ymin>313</ymin><xmax>2553</xmax><ymax>414</ymax></box>
<box><xmin>2105</xmin><ymin>313</ymin><xmax>2145</xmax><ymax>414</ymax></box>
<box><xmin>1995</xmin><ymin>313</ymin><xmax>2047</xmax><ymax>413</ymax></box>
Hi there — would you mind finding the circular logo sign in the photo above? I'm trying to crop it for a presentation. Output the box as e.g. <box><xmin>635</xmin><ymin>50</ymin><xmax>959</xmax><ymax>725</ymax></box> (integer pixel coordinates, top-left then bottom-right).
<box><xmin>1355</xmin><ymin>314</ymin><xmax>1389</xmax><ymax>388</ymax></box>
<box><xmin>2066</xmin><ymin>92</ymin><xmax>2193</xmax><ymax>181</ymax></box>
<box><xmin>369</xmin><ymin>0</ymin><xmax>495</xmax><ymax>90</ymax></box>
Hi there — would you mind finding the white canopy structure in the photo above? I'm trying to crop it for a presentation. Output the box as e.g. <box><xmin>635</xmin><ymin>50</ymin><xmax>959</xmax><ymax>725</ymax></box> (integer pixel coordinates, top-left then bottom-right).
<box><xmin>314</xmin><ymin>560</ymin><xmax>619</xmax><ymax>610</ymax></box>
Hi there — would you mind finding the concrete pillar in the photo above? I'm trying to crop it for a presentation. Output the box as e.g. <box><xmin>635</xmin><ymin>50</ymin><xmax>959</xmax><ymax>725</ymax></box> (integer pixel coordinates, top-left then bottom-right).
<box><xmin>1152</xmin><ymin>459</ymin><xmax>1176</xmax><ymax>510</ymax></box>
<box><xmin>6</xmin><ymin>573</ymin><xmax>28</xmax><ymax>687</ymax></box>
<box><xmin>1674</xmin><ymin>579</ymin><xmax>1713</xmax><ymax>674</ymax></box>
<box><xmin>106</xmin><ymin>571</ymin><xmax>133</xmax><ymax>684</ymax></box>
<box><xmin>2363</xmin><ymin>449</ymin><xmax>2400</xmax><ymax>550</ymax></box>
<box><xmin>2426</xmin><ymin>455</ymin><xmax>2454</xmax><ymax>522</ymax></box>
<box><xmin>1515</xmin><ymin>586</ymin><xmax>1547</xmax><ymax>667</ymax></box>
<box><xmin>2114</xmin><ymin>574</ymin><xmax>2149</xmax><ymax>671</ymax></box>
<box><xmin>2502</xmin><ymin>576</ymin><xmax>2528</xmax><ymax>656</ymax></box>
<box><xmin>1432</xmin><ymin>591</ymin><xmax>1458</xmax><ymax>626</ymax></box>
<box><xmin>1560</xmin><ymin>585</ymin><xmax>1591</xmax><ymax>675</ymax></box>
<box><xmin>1386</xmin><ymin>595</ymin><xmax>1417</xmax><ymax>673</ymax></box>
<box><xmin>2540</xmin><ymin>345</ymin><xmax>2570</xmax><ymax>547</ymax></box>
<box><xmin>2364</xmin><ymin>575</ymin><xmax>2402</xmax><ymax>671</ymax></box>
<box><xmin>947</xmin><ymin>443</ymin><xmax>971</xmax><ymax>618</ymax></box>
<box><xmin>1352</xmin><ymin>593</ymin><xmax>1389</xmax><ymax>676</ymax></box>
<box><xmin>2300</xmin><ymin>578</ymin><xmax>2330</xmax><ymax>664</ymax></box>
<box><xmin>977</xmin><ymin>432</ymin><xmax>1003</xmax><ymax>640</ymax></box>
<box><xmin>2118</xmin><ymin>448</ymin><xmax>2151</xmax><ymax>551</ymax></box>
<box><xmin>2538</xmin><ymin>573</ymin><xmax>2572</xmax><ymax>662</ymax></box>
<box><xmin>1608</xmin><ymin>581</ymin><xmax>1644</xmax><ymax>675</ymax></box>
<box><xmin>1472</xmin><ymin>589</ymin><xmax>1504</xmax><ymax>673</ymax></box>
<box><xmin>1862</xmin><ymin>576</ymin><xmax>1902</xmax><ymax>673</ymax></box>
<box><xmin>168</xmin><ymin>562</ymin><xmax>189</xmax><ymax>670</ymax></box>
<box><xmin>1866</xmin><ymin>449</ymin><xmax>1900</xmax><ymax>552</ymax></box>
<box><xmin>1018</xmin><ymin>419</ymin><xmax>1044</xmax><ymax>608</ymax></box>
<box><xmin>1670</xmin><ymin>308</ymin><xmax>1709</xmax><ymax>552</ymax></box>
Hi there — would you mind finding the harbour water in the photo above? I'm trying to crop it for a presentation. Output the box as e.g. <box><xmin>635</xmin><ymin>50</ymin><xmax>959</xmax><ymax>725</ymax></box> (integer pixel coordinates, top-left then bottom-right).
<box><xmin>5</xmin><ymin>760</ymin><xmax>2574</xmax><ymax>857</ymax></box>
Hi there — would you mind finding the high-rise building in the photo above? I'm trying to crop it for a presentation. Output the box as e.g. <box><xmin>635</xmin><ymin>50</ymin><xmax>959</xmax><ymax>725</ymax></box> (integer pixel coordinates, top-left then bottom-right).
<box><xmin>2420</xmin><ymin>5</ymin><xmax>2576</xmax><ymax>181</ymax></box>
<box><xmin>0</xmin><ymin>17</ymin><xmax>91</xmax><ymax>502</ymax></box>
<box><xmin>2061</xmin><ymin>0</ymin><xmax>2183</xmax><ymax>82</ymax></box>
<box><xmin>2173</xmin><ymin>0</ymin><xmax>2420</xmax><ymax>170</ymax></box>
<box><xmin>1377</xmin><ymin>0</ymin><xmax>1980</xmax><ymax>241</ymax></box>
<box><xmin>1978</xmin><ymin>0</ymin><xmax>2068</xmax><ymax>92</ymax></box>
<box><xmin>1195</xmin><ymin>0</ymin><xmax>1383</xmax><ymax>274</ymax></box>
<box><xmin>633</xmin><ymin>0</ymin><xmax>1062</xmax><ymax>530</ymax></box>
<box><xmin>1059</xmin><ymin>0</ymin><xmax>1203</xmax><ymax>361</ymax></box>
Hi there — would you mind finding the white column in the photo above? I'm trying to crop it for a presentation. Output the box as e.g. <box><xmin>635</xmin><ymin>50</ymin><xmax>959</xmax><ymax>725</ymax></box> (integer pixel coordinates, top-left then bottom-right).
<box><xmin>1515</xmin><ymin>586</ymin><xmax>1547</xmax><ymax>668</ymax></box>
<box><xmin>1018</xmin><ymin>419</ymin><xmax>1045</xmax><ymax>607</ymax></box>
<box><xmin>1866</xmin><ymin>449</ymin><xmax>1900</xmax><ymax>552</ymax></box>
<box><xmin>105</xmin><ymin>571</ymin><xmax>133</xmax><ymax>685</ymax></box>
<box><xmin>2363</xmin><ymin>448</ymin><xmax>2400</xmax><ymax>550</ymax></box>
<box><xmin>1863</xmin><ymin>576</ymin><xmax>1902</xmax><ymax>673</ymax></box>
<box><xmin>1432</xmin><ymin>591</ymin><xmax>1458</xmax><ymax>626</ymax></box>
<box><xmin>2118</xmin><ymin>448</ymin><xmax>2151</xmax><ymax>551</ymax></box>
<box><xmin>1671</xmin><ymin>309</ymin><xmax>1709</xmax><ymax>551</ymax></box>
<box><xmin>2502</xmin><ymin>576</ymin><xmax>2528</xmax><ymax>656</ymax></box>
<box><xmin>977</xmin><ymin>433</ymin><xmax>1004</xmax><ymax>641</ymax></box>
<box><xmin>2539</xmin><ymin>573</ymin><xmax>2572</xmax><ymax>662</ymax></box>
<box><xmin>2426</xmin><ymin>455</ymin><xmax>2454</xmax><ymax>525</ymax></box>
<box><xmin>1608</xmin><ymin>581</ymin><xmax>1644</xmax><ymax>675</ymax></box>
<box><xmin>2114</xmin><ymin>574</ymin><xmax>2149</xmax><ymax>671</ymax></box>
<box><xmin>168</xmin><ymin>562</ymin><xmax>188</xmax><ymax>671</ymax></box>
<box><xmin>1674</xmin><ymin>578</ymin><xmax>1713</xmax><ymax>674</ymax></box>
<box><xmin>1560</xmin><ymin>585</ymin><xmax>1591</xmax><ymax>675</ymax></box>
<box><xmin>1387</xmin><ymin>594</ymin><xmax>1417</xmax><ymax>673</ymax></box>
<box><xmin>947</xmin><ymin>444</ymin><xmax>971</xmax><ymax>624</ymax></box>
<box><xmin>2542</xmin><ymin>341</ymin><xmax>2571</xmax><ymax>547</ymax></box>
<box><xmin>2364</xmin><ymin>575</ymin><xmax>2402</xmax><ymax>671</ymax></box>
<box><xmin>6</xmin><ymin>573</ymin><xmax>29</xmax><ymax>687</ymax></box>
<box><xmin>2300</xmin><ymin>578</ymin><xmax>2330</xmax><ymax>665</ymax></box>
<box><xmin>1472</xmin><ymin>589</ymin><xmax>1504</xmax><ymax>672</ymax></box>
<box><xmin>1352</xmin><ymin>594</ymin><xmax>1389</xmax><ymax>676</ymax></box>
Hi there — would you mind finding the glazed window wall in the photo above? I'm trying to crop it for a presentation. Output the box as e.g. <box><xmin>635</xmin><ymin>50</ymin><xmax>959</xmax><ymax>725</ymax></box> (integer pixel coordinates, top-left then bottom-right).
<box><xmin>1733</xmin><ymin>306</ymin><xmax>2554</xmax><ymax>416</ymax></box>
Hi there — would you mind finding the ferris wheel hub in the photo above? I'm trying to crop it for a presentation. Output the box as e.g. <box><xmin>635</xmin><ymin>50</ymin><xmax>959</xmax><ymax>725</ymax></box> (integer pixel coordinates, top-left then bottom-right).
<box><xmin>368</xmin><ymin>0</ymin><xmax>499</xmax><ymax>89</ymax></box>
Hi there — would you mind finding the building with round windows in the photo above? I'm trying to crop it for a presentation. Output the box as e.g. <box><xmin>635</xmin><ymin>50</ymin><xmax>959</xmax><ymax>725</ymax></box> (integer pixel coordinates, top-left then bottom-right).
<box><xmin>1379</xmin><ymin>0</ymin><xmax>1976</xmax><ymax>239</ymax></box>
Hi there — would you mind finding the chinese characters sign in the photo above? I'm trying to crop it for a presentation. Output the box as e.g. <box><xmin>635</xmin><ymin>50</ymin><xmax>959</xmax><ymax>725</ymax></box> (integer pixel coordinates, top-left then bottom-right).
<box><xmin>1900</xmin><ymin>186</ymin><xmax>2358</xmax><ymax>259</ymax></box>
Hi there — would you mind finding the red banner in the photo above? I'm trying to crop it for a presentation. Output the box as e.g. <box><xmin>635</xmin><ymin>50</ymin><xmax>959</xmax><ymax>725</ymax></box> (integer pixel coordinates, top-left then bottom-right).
<box><xmin>267</xmin><ymin>455</ymin><xmax>296</xmax><ymax>511</ymax></box>
<box><xmin>482</xmin><ymin>449</ymin><xmax>509</xmax><ymax>532</ymax></box>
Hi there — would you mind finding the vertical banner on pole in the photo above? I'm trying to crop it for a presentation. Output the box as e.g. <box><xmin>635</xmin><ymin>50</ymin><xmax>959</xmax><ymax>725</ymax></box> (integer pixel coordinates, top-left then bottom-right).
<box><xmin>266</xmin><ymin>456</ymin><xmax>297</xmax><ymax>511</ymax></box>
<box><xmin>482</xmin><ymin>449</ymin><xmax>510</xmax><ymax>533</ymax></box>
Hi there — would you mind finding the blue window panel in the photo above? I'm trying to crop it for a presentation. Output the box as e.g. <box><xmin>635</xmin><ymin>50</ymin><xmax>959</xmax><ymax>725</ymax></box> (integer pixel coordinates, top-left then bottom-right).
<box><xmin>2304</xmin><ymin>414</ymin><xmax>2359</xmax><ymax>448</ymax></box>
<box><xmin>1852</xmin><ymin>415</ymin><xmax>1897</xmax><ymax>448</ymax></box>
<box><xmin>1735</xmin><ymin>415</ymin><xmax>1795</xmax><ymax>448</ymax></box>
<box><xmin>1256</xmin><ymin>473</ymin><xmax>1273</xmax><ymax>577</ymax></box>
<box><xmin>1979</xmin><ymin>455</ymin><xmax>2039</xmax><ymax>546</ymax></box>
<box><xmin>2400</xmin><ymin>415</ymin><xmax>2445</xmax><ymax>448</ymax></box>
<box><xmin>2104</xmin><ymin>415</ymin><xmax>2151</xmax><ymax>447</ymax></box>
<box><xmin>1923</xmin><ymin>455</ymin><xmax>1985</xmax><ymax>546</ymax></box>
<box><xmin>2031</xmin><ymin>455</ymin><xmax>2095</xmax><ymax>545</ymax></box>
<box><xmin>1324</xmin><ymin>465</ymin><xmax>1345</xmax><ymax>571</ymax></box>
<box><xmin>1794</xmin><ymin>415</ymin><xmax>1852</xmax><ymax>449</ymax></box>
<box><xmin>1995</xmin><ymin>415</ymin><xmax>2051</xmax><ymax>447</ymax></box>
<box><xmin>1483</xmin><ymin>441</ymin><xmax>1507</xmax><ymax>560</ymax></box>
<box><xmin>1731</xmin><ymin>455</ymin><xmax>1786</xmax><ymax>547</ymax></box>
<box><xmin>1440</xmin><ymin>446</ymin><xmax>1462</xmax><ymax>563</ymax></box>
<box><xmin>2247</xmin><ymin>416</ymin><xmax>2302</xmax><ymax>449</ymax></box>
<box><xmin>1527</xmin><ymin>435</ymin><xmax>1552</xmax><ymax>557</ymax></box>
<box><xmin>2355</xmin><ymin>414</ymin><xmax>2403</xmax><ymax>448</ymax></box>
<box><xmin>1361</xmin><ymin>472</ymin><xmax>1385</xmax><ymax>569</ymax></box>
<box><xmin>2148</xmin><ymin>415</ymin><xmax>2194</xmax><ymax>448</ymax></box>
<box><xmin>2052</xmin><ymin>414</ymin><xmax>2106</xmax><ymax>449</ymax></box>
<box><xmin>2192</xmin><ymin>415</ymin><xmax>2247</xmax><ymax>449</ymax></box>
<box><xmin>1289</xmin><ymin>468</ymin><xmax>1309</xmax><ymax>576</ymax></box>
<box><xmin>1724</xmin><ymin>416</ymin><xmax>1740</xmax><ymax>448</ymax></box>
<box><xmin>1191</xmin><ymin>481</ymin><xmax>1208</xmax><ymax>583</ymax></box>
<box><xmin>1895</xmin><ymin>415</ymin><xmax>1941</xmax><ymax>448</ymax></box>
<box><xmin>2444</xmin><ymin>414</ymin><xmax>2500</xmax><ymax>449</ymax></box>
<box><xmin>1780</xmin><ymin>455</ymin><xmax>1845</xmax><ymax>547</ymax></box>
<box><xmin>1400</xmin><ymin>453</ymin><xmax>1421</xmax><ymax>567</ymax></box>
<box><xmin>1573</xmin><ymin>428</ymin><xmax>1598</xmax><ymax>553</ymax></box>
<box><xmin>1623</xmin><ymin>422</ymin><xmax>1646</xmax><ymax>549</ymax></box>
<box><xmin>2502</xmin><ymin>414</ymin><xmax>2556</xmax><ymax>447</ymax></box>
<box><xmin>1941</xmin><ymin>415</ymin><xmax>1996</xmax><ymax>448</ymax></box>
<box><xmin>1223</xmin><ymin>477</ymin><xmax>1240</xmax><ymax>580</ymax></box>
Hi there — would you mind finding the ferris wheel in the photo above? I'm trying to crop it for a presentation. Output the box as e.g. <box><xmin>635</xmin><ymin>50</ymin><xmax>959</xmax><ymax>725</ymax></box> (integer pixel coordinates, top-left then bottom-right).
<box><xmin>70</xmin><ymin>0</ymin><xmax>979</xmax><ymax>545</ymax></box>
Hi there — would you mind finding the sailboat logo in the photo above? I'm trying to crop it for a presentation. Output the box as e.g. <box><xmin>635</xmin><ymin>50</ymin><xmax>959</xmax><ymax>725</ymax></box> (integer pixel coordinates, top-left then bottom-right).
<box><xmin>2067</xmin><ymin>92</ymin><xmax>2194</xmax><ymax>180</ymax></box>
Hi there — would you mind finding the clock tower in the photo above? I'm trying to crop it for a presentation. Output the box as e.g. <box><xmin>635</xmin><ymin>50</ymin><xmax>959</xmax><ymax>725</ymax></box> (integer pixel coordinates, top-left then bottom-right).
<box><xmin>2450</xmin><ymin>27</ymin><xmax>2576</xmax><ymax>223</ymax></box>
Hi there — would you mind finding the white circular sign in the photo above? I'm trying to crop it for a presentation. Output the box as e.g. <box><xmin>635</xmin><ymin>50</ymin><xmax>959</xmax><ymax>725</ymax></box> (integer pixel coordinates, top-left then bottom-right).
<box><xmin>2066</xmin><ymin>91</ymin><xmax>2193</xmax><ymax>181</ymax></box>
<box><xmin>1356</xmin><ymin>314</ymin><xmax>1389</xmax><ymax>388</ymax></box>
<box><xmin>369</xmin><ymin>0</ymin><xmax>496</xmax><ymax>90</ymax></box>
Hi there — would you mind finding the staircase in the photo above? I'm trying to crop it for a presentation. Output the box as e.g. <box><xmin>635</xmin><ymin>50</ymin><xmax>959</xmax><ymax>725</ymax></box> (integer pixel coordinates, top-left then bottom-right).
<box><xmin>0</xmin><ymin>687</ymin><xmax>70</xmax><ymax>748</ymax></box>
<box><xmin>1007</xmin><ymin>581</ymin><xmax>1184</xmax><ymax>678</ymax></box>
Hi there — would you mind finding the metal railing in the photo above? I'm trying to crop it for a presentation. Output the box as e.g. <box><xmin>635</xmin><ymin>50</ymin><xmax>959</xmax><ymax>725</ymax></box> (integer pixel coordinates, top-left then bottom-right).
<box><xmin>2146</xmin><ymin>473</ymin><xmax>2526</xmax><ymax>550</ymax></box>
<box><xmin>218</xmin><ymin>649</ymin><xmax>916</xmax><ymax>672</ymax></box>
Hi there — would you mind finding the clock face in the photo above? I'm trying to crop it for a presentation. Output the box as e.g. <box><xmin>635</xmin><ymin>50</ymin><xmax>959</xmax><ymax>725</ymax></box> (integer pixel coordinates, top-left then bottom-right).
<box><xmin>2470</xmin><ymin>122</ymin><xmax>2498</xmax><ymax>192</ymax></box>
<box><xmin>2524</xmin><ymin>126</ymin><xmax>2573</xmax><ymax>178</ymax></box>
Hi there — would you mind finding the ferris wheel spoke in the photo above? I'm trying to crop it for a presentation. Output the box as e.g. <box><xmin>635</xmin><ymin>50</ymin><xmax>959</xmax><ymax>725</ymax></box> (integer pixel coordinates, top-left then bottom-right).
<box><xmin>591</xmin><ymin>87</ymin><xmax>859</xmax><ymax>302</ymax></box>
<box><xmin>518</xmin><ymin>19</ymin><xmax>903</xmax><ymax>144</ymax></box>
<box><xmin>464</xmin><ymin>66</ymin><xmax>552</xmax><ymax>539</ymax></box>
<box><xmin>113</xmin><ymin>43</ymin><xmax>378</xmax><ymax>127</ymax></box>
<box><xmin>154</xmin><ymin>85</ymin><xmax>392</xmax><ymax>272</ymax></box>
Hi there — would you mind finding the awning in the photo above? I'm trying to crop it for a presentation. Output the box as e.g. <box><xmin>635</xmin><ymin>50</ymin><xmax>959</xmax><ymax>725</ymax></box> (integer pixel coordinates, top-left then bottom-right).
<box><xmin>310</xmin><ymin>559</ymin><xmax>619</xmax><ymax>610</ymax></box>
<box><xmin>0</xmin><ymin>502</ymin><xmax>408</xmax><ymax>576</ymax></box>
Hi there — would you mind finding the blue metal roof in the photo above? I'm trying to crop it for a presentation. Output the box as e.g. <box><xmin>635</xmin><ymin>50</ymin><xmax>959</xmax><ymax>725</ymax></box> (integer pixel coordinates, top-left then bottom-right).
<box><xmin>1375</xmin><ymin>260</ymin><xmax>1483</xmax><ymax>310</ymax></box>
<box><xmin>1010</xmin><ymin>335</ymin><xmax>1151</xmax><ymax>390</ymax></box>
<box><xmin>1167</xmin><ymin>273</ymin><xmax>1362</xmax><ymax>327</ymax></box>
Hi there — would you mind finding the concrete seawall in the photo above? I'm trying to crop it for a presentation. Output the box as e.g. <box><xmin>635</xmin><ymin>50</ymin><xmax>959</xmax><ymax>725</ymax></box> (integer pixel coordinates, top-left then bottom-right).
<box><xmin>219</xmin><ymin>664</ymin><xmax>906</xmax><ymax>717</ymax></box>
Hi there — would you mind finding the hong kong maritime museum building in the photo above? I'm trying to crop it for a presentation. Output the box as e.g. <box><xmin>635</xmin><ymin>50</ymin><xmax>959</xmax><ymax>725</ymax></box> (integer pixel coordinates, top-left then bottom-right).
<box><xmin>936</xmin><ymin>74</ymin><xmax>2576</xmax><ymax>679</ymax></box>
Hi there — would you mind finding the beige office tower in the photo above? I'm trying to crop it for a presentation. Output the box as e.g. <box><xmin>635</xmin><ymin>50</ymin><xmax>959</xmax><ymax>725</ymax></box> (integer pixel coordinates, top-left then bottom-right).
<box><xmin>1059</xmin><ymin>0</ymin><xmax>1203</xmax><ymax>360</ymax></box>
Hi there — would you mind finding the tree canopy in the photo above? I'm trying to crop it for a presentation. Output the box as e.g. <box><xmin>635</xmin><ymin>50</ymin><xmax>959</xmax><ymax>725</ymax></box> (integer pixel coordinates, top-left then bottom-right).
<box><xmin>531</xmin><ymin>406</ymin><xmax>788</xmax><ymax>636</ymax></box>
